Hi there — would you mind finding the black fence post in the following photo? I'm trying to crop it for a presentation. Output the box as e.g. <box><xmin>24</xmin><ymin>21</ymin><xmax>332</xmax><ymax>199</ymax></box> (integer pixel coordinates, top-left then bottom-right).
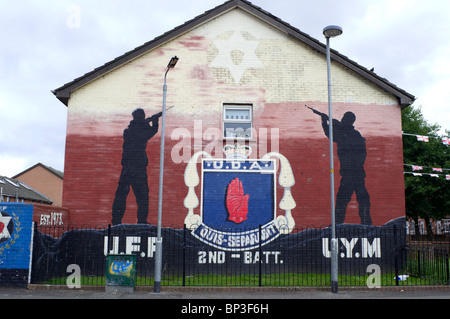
<box><xmin>107</xmin><ymin>224</ymin><xmax>111</xmax><ymax>255</ymax></box>
<box><xmin>446</xmin><ymin>251</ymin><xmax>449</xmax><ymax>286</ymax></box>
<box><xmin>415</xmin><ymin>248</ymin><xmax>420</xmax><ymax>278</ymax></box>
<box><xmin>394</xmin><ymin>224</ymin><xmax>399</xmax><ymax>286</ymax></box>
<box><xmin>259</xmin><ymin>224</ymin><xmax>262</xmax><ymax>287</ymax></box>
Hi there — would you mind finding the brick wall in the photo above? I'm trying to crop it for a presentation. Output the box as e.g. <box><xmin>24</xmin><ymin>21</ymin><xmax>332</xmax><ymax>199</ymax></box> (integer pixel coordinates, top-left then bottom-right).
<box><xmin>32</xmin><ymin>204</ymin><xmax>70</xmax><ymax>238</ymax></box>
<box><xmin>32</xmin><ymin>203</ymin><xmax>69</xmax><ymax>227</ymax></box>
<box><xmin>62</xmin><ymin>8</ymin><xmax>405</xmax><ymax>228</ymax></box>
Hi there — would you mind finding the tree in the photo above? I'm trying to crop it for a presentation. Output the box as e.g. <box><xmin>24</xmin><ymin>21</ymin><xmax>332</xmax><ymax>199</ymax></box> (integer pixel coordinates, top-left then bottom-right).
<box><xmin>402</xmin><ymin>105</ymin><xmax>450</xmax><ymax>237</ymax></box>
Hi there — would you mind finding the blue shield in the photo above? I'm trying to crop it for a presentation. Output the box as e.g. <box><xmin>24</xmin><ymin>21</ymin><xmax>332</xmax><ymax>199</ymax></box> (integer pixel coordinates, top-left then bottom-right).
<box><xmin>192</xmin><ymin>159</ymin><xmax>279</xmax><ymax>251</ymax></box>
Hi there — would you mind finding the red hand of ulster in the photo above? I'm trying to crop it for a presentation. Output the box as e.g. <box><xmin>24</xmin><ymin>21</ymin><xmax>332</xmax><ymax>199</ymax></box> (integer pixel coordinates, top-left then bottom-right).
<box><xmin>226</xmin><ymin>178</ymin><xmax>249</xmax><ymax>224</ymax></box>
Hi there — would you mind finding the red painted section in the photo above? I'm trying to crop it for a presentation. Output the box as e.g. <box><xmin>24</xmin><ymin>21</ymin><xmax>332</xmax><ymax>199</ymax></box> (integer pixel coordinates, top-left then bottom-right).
<box><xmin>63</xmin><ymin>101</ymin><xmax>405</xmax><ymax>228</ymax></box>
<box><xmin>32</xmin><ymin>204</ymin><xmax>70</xmax><ymax>236</ymax></box>
<box><xmin>32</xmin><ymin>204</ymin><xmax>70</xmax><ymax>226</ymax></box>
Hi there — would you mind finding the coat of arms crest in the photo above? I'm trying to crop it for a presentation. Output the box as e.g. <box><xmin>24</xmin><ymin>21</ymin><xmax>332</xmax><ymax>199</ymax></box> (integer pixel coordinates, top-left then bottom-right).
<box><xmin>183</xmin><ymin>144</ymin><xmax>296</xmax><ymax>251</ymax></box>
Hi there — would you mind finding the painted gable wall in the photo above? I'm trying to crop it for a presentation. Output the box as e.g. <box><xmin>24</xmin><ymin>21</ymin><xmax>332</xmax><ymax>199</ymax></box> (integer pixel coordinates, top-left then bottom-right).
<box><xmin>63</xmin><ymin>8</ymin><xmax>404</xmax><ymax>227</ymax></box>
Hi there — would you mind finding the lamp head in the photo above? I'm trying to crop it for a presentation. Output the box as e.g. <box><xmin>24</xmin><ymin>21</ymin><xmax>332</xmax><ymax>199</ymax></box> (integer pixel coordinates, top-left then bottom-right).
<box><xmin>167</xmin><ymin>56</ymin><xmax>179</xmax><ymax>69</ymax></box>
<box><xmin>323</xmin><ymin>25</ymin><xmax>343</xmax><ymax>38</ymax></box>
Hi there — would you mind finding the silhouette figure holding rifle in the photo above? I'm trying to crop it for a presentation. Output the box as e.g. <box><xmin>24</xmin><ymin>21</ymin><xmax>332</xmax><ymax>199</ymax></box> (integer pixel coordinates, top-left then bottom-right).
<box><xmin>307</xmin><ymin>106</ymin><xmax>372</xmax><ymax>225</ymax></box>
<box><xmin>112</xmin><ymin>108</ymin><xmax>162</xmax><ymax>225</ymax></box>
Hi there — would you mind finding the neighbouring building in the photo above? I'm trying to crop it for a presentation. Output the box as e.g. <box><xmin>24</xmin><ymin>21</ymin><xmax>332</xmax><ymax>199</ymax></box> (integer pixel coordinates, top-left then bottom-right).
<box><xmin>13</xmin><ymin>163</ymin><xmax>64</xmax><ymax>207</ymax></box>
<box><xmin>0</xmin><ymin>175</ymin><xmax>52</xmax><ymax>205</ymax></box>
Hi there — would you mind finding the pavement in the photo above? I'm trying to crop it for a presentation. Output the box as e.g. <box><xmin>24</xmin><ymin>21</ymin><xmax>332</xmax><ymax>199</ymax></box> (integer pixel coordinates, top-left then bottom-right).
<box><xmin>1</xmin><ymin>285</ymin><xmax>449</xmax><ymax>299</ymax></box>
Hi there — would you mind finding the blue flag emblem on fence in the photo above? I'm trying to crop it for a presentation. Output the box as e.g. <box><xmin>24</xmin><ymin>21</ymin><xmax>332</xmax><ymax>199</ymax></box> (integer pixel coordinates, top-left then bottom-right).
<box><xmin>192</xmin><ymin>159</ymin><xmax>280</xmax><ymax>251</ymax></box>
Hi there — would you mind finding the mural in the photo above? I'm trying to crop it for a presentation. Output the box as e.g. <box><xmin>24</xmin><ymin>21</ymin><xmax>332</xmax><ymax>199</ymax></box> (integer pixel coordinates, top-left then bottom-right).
<box><xmin>184</xmin><ymin>143</ymin><xmax>296</xmax><ymax>251</ymax></box>
<box><xmin>31</xmin><ymin>107</ymin><xmax>406</xmax><ymax>281</ymax></box>
<box><xmin>41</xmin><ymin>5</ymin><xmax>414</xmax><ymax>285</ymax></box>
<box><xmin>35</xmin><ymin>108</ymin><xmax>406</xmax><ymax>280</ymax></box>
<box><xmin>308</xmin><ymin>107</ymin><xmax>372</xmax><ymax>225</ymax></box>
<box><xmin>31</xmin><ymin>218</ymin><xmax>406</xmax><ymax>282</ymax></box>
<box><xmin>111</xmin><ymin>108</ymin><xmax>160</xmax><ymax>225</ymax></box>
<box><xmin>210</xmin><ymin>30</ymin><xmax>263</xmax><ymax>84</ymax></box>
<box><xmin>0</xmin><ymin>203</ymin><xmax>34</xmax><ymax>287</ymax></box>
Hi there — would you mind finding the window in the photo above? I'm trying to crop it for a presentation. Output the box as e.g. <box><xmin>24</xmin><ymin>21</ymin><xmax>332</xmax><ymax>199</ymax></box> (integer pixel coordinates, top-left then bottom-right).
<box><xmin>223</xmin><ymin>104</ymin><xmax>252</xmax><ymax>139</ymax></box>
<box><xmin>442</xmin><ymin>219</ymin><xmax>450</xmax><ymax>234</ymax></box>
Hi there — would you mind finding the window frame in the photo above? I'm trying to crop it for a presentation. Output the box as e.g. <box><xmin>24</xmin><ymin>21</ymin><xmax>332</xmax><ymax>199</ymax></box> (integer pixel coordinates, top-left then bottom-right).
<box><xmin>222</xmin><ymin>104</ymin><xmax>253</xmax><ymax>139</ymax></box>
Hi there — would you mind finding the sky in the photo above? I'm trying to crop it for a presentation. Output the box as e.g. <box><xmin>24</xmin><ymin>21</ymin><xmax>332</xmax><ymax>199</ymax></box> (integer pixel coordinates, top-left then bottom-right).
<box><xmin>1</xmin><ymin>0</ymin><xmax>449</xmax><ymax>177</ymax></box>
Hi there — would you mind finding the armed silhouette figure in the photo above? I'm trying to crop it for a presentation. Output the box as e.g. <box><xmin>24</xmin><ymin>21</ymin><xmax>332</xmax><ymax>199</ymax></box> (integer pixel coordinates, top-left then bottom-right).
<box><xmin>307</xmin><ymin>105</ymin><xmax>372</xmax><ymax>225</ymax></box>
<box><xmin>226</xmin><ymin>178</ymin><xmax>249</xmax><ymax>224</ymax></box>
<box><xmin>111</xmin><ymin>107</ymin><xmax>173</xmax><ymax>225</ymax></box>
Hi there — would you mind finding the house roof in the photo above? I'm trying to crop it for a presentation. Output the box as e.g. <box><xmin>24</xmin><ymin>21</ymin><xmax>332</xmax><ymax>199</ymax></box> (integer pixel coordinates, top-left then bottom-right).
<box><xmin>52</xmin><ymin>0</ymin><xmax>415</xmax><ymax>108</ymax></box>
<box><xmin>0</xmin><ymin>176</ymin><xmax>53</xmax><ymax>204</ymax></box>
<box><xmin>12</xmin><ymin>163</ymin><xmax>64</xmax><ymax>180</ymax></box>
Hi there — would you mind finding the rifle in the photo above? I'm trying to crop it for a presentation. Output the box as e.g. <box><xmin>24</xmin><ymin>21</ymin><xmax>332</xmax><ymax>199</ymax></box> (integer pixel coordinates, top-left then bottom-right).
<box><xmin>147</xmin><ymin>106</ymin><xmax>175</xmax><ymax>121</ymax></box>
<box><xmin>305</xmin><ymin>105</ymin><xmax>328</xmax><ymax>120</ymax></box>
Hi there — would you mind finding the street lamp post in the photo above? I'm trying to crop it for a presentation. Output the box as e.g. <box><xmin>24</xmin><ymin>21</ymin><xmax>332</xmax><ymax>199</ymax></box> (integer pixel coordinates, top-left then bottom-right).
<box><xmin>154</xmin><ymin>56</ymin><xmax>179</xmax><ymax>293</ymax></box>
<box><xmin>323</xmin><ymin>25</ymin><xmax>342</xmax><ymax>294</ymax></box>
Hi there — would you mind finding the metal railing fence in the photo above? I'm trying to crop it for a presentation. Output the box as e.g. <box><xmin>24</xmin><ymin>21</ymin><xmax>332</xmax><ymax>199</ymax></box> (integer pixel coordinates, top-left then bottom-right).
<box><xmin>30</xmin><ymin>223</ymin><xmax>449</xmax><ymax>288</ymax></box>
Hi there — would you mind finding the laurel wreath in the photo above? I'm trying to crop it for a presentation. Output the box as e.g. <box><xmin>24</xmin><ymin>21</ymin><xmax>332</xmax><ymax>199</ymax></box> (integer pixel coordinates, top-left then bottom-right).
<box><xmin>0</xmin><ymin>213</ymin><xmax>21</xmax><ymax>255</ymax></box>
